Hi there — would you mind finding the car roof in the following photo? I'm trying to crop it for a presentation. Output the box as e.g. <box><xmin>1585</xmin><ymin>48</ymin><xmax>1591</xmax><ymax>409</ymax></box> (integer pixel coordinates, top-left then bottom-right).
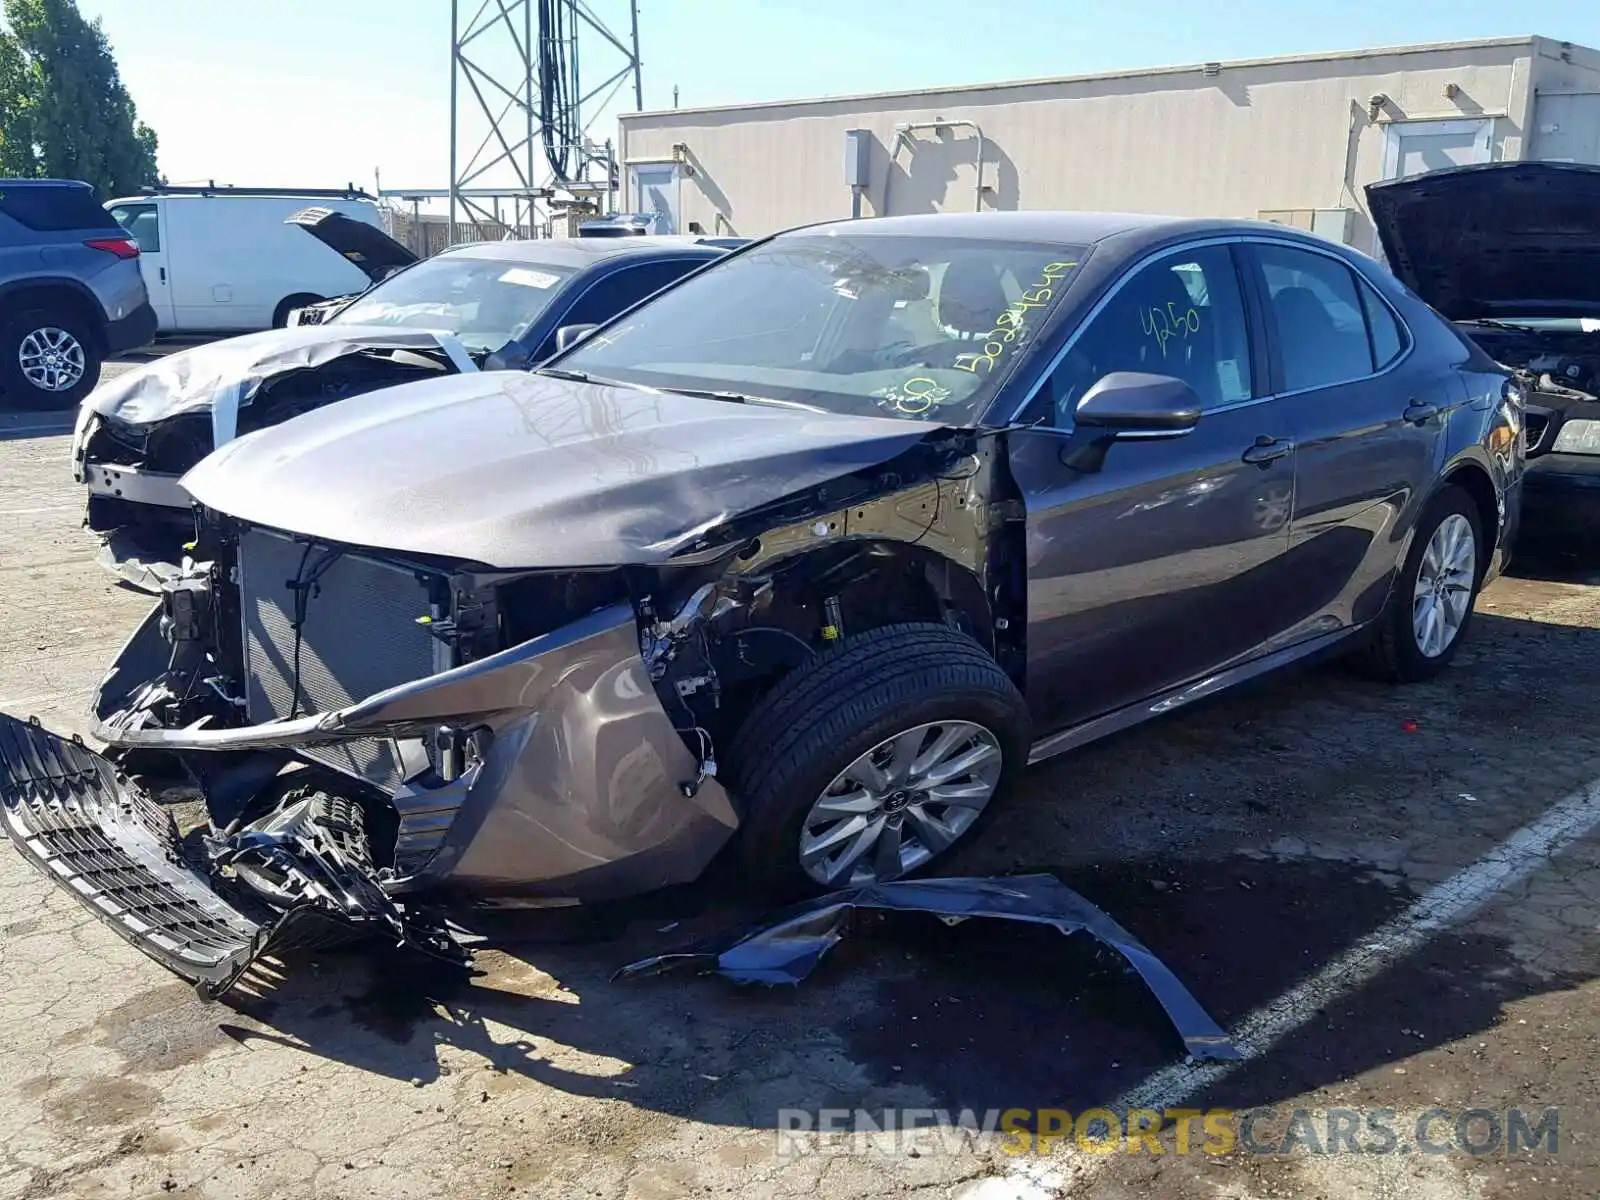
<box><xmin>0</xmin><ymin>178</ymin><xmax>95</xmax><ymax>190</ymax></box>
<box><xmin>440</xmin><ymin>235</ymin><xmax>730</xmax><ymax>268</ymax></box>
<box><xmin>789</xmin><ymin>210</ymin><xmax>1286</xmax><ymax>247</ymax></box>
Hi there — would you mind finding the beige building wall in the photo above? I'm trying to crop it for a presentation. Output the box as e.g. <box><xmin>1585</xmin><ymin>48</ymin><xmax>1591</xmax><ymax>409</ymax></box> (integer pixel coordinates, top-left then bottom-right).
<box><xmin>619</xmin><ymin>36</ymin><xmax>1599</xmax><ymax>252</ymax></box>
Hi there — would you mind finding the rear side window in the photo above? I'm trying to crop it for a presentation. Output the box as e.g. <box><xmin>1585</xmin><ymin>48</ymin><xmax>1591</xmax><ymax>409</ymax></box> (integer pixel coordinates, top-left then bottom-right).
<box><xmin>108</xmin><ymin>202</ymin><xmax>161</xmax><ymax>252</ymax></box>
<box><xmin>1357</xmin><ymin>277</ymin><xmax>1406</xmax><ymax>369</ymax></box>
<box><xmin>1254</xmin><ymin>244</ymin><xmax>1376</xmax><ymax>392</ymax></box>
<box><xmin>0</xmin><ymin>185</ymin><xmax>121</xmax><ymax>232</ymax></box>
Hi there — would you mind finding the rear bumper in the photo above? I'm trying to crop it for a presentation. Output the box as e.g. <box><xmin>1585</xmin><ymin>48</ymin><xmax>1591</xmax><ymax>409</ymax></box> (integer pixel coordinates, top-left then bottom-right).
<box><xmin>104</xmin><ymin>302</ymin><xmax>158</xmax><ymax>354</ymax></box>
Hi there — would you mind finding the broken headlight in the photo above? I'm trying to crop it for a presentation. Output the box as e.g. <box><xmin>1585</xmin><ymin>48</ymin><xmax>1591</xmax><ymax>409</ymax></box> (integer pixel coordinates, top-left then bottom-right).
<box><xmin>1551</xmin><ymin>418</ymin><xmax>1600</xmax><ymax>456</ymax></box>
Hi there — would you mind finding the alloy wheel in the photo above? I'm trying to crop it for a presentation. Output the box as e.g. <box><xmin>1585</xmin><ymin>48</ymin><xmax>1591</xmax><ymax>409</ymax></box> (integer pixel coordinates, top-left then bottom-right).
<box><xmin>798</xmin><ymin>720</ymin><xmax>1003</xmax><ymax>887</ymax></box>
<box><xmin>1412</xmin><ymin>513</ymin><xmax>1476</xmax><ymax>658</ymax></box>
<box><xmin>18</xmin><ymin>326</ymin><xmax>87</xmax><ymax>393</ymax></box>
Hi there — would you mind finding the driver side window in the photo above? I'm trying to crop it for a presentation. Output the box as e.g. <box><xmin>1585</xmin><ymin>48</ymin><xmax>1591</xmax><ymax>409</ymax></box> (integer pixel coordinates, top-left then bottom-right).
<box><xmin>1042</xmin><ymin>245</ymin><xmax>1253</xmax><ymax>428</ymax></box>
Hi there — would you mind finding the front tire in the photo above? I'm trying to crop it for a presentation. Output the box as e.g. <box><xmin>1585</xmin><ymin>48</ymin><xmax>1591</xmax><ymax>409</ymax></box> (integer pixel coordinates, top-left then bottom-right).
<box><xmin>1358</xmin><ymin>485</ymin><xmax>1484</xmax><ymax>682</ymax></box>
<box><xmin>726</xmin><ymin>623</ymin><xmax>1030</xmax><ymax>896</ymax></box>
<box><xmin>0</xmin><ymin>308</ymin><xmax>103</xmax><ymax>409</ymax></box>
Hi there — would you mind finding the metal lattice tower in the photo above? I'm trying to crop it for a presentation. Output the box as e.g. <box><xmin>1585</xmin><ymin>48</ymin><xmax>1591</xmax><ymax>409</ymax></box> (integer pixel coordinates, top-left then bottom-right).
<box><xmin>448</xmin><ymin>0</ymin><xmax>642</xmax><ymax>239</ymax></box>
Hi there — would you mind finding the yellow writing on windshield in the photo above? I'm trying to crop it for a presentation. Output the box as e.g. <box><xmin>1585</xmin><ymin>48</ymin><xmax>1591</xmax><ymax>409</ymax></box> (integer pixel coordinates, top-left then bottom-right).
<box><xmin>954</xmin><ymin>261</ymin><xmax>1078</xmax><ymax>375</ymax></box>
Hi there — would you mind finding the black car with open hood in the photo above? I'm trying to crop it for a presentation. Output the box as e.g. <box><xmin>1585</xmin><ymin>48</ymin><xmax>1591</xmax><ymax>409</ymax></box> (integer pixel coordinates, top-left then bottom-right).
<box><xmin>1369</xmin><ymin>161</ymin><xmax>1600</xmax><ymax>540</ymax></box>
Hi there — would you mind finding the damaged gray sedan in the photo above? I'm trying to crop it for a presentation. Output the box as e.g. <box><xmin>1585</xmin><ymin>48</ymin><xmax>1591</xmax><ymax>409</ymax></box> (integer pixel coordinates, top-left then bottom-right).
<box><xmin>3</xmin><ymin>211</ymin><xmax>1523</xmax><ymax>996</ymax></box>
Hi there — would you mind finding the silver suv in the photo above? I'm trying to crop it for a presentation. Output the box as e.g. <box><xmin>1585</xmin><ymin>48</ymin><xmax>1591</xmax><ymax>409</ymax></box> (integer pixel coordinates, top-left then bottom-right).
<box><xmin>0</xmin><ymin>179</ymin><xmax>157</xmax><ymax>408</ymax></box>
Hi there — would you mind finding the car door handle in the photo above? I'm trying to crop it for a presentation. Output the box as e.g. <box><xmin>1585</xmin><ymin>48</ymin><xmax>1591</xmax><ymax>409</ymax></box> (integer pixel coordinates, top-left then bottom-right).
<box><xmin>159</xmin><ymin>266</ymin><xmax>166</xmax><ymax>283</ymax></box>
<box><xmin>1241</xmin><ymin>435</ymin><xmax>1292</xmax><ymax>465</ymax></box>
<box><xmin>1403</xmin><ymin>401</ymin><xmax>1439</xmax><ymax>425</ymax></box>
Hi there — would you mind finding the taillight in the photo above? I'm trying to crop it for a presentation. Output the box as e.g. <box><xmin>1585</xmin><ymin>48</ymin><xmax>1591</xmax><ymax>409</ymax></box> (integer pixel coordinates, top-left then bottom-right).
<box><xmin>84</xmin><ymin>237</ymin><xmax>140</xmax><ymax>259</ymax></box>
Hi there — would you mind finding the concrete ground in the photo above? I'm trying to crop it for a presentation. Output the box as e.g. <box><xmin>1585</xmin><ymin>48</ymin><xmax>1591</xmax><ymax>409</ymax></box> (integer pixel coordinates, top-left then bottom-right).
<box><xmin>1</xmin><ymin>360</ymin><xmax>1599</xmax><ymax>1199</ymax></box>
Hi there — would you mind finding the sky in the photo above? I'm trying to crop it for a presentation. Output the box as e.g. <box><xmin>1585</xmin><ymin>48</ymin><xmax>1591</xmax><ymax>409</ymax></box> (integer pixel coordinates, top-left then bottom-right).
<box><xmin>68</xmin><ymin>0</ymin><xmax>1600</xmax><ymax>197</ymax></box>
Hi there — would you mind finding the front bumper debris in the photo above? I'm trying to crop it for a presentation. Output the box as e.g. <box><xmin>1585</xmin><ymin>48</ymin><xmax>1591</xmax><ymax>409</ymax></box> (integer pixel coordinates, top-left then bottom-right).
<box><xmin>0</xmin><ymin>713</ymin><xmax>467</xmax><ymax>999</ymax></box>
<box><xmin>617</xmin><ymin>873</ymin><xmax>1240</xmax><ymax>1063</ymax></box>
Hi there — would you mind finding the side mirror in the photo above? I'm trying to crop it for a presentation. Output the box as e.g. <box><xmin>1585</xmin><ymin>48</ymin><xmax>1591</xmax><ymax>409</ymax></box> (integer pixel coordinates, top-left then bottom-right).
<box><xmin>555</xmin><ymin>323</ymin><xmax>600</xmax><ymax>353</ymax></box>
<box><xmin>1075</xmin><ymin>372</ymin><xmax>1202</xmax><ymax>437</ymax></box>
<box><xmin>1060</xmin><ymin>372</ymin><xmax>1201</xmax><ymax>472</ymax></box>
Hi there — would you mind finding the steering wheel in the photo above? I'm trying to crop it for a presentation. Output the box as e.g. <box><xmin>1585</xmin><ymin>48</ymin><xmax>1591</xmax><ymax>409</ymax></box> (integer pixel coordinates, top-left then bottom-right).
<box><xmin>888</xmin><ymin>340</ymin><xmax>970</xmax><ymax>369</ymax></box>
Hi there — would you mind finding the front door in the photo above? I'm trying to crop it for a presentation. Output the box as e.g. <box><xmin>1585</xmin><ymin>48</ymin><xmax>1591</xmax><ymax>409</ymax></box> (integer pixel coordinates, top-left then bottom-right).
<box><xmin>1009</xmin><ymin>242</ymin><xmax>1301</xmax><ymax>731</ymax></box>
<box><xmin>107</xmin><ymin>200</ymin><xmax>174</xmax><ymax>330</ymax></box>
<box><xmin>1242</xmin><ymin>239</ymin><xmax>1446</xmax><ymax>638</ymax></box>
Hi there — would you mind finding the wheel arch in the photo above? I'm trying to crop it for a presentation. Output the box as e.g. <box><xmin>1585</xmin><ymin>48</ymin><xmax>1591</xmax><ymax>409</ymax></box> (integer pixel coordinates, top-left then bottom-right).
<box><xmin>731</xmin><ymin>536</ymin><xmax>997</xmax><ymax>655</ymax></box>
<box><xmin>0</xmin><ymin>279</ymin><xmax>106</xmax><ymax>351</ymax></box>
<box><xmin>1437</xmin><ymin>458</ymin><xmax>1500</xmax><ymax>574</ymax></box>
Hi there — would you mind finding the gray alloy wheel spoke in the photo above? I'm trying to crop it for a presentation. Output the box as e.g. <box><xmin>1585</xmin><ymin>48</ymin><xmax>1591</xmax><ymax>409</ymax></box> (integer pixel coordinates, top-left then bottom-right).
<box><xmin>873</xmin><ymin>818</ymin><xmax>905</xmax><ymax>880</ymax></box>
<box><xmin>799</xmin><ymin>720</ymin><xmax>1003</xmax><ymax>887</ymax></box>
<box><xmin>903</xmin><ymin>805</ymin><xmax>958</xmax><ymax>854</ymax></box>
<box><xmin>1411</xmin><ymin>514</ymin><xmax>1476</xmax><ymax>659</ymax></box>
<box><xmin>809</xmin><ymin>788</ymin><xmax>879</xmax><ymax>818</ymax></box>
<box><xmin>18</xmin><ymin>327</ymin><xmax>86</xmax><ymax>392</ymax></box>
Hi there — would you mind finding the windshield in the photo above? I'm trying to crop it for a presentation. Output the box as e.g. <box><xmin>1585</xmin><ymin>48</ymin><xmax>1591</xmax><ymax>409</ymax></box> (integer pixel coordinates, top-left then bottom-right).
<box><xmin>557</xmin><ymin>233</ymin><xmax>1089</xmax><ymax>424</ymax></box>
<box><xmin>333</xmin><ymin>255</ymin><xmax>577</xmax><ymax>352</ymax></box>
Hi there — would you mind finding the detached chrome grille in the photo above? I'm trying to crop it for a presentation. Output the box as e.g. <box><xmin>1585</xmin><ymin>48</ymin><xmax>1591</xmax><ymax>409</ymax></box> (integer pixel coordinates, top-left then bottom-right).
<box><xmin>238</xmin><ymin>527</ymin><xmax>441</xmax><ymax>788</ymax></box>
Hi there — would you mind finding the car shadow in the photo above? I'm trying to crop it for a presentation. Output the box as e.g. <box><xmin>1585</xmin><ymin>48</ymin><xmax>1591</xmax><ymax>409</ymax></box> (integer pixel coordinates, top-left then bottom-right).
<box><xmin>202</xmin><ymin>591</ymin><xmax>1600</xmax><ymax>1130</ymax></box>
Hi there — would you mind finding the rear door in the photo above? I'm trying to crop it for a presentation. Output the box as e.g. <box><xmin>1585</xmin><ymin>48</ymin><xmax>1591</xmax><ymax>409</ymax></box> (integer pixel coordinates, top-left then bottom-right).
<box><xmin>1008</xmin><ymin>241</ymin><xmax>1302</xmax><ymax>731</ymax></box>
<box><xmin>107</xmin><ymin>200</ymin><xmax>174</xmax><ymax>329</ymax></box>
<box><xmin>1241</xmin><ymin>238</ymin><xmax>1444</xmax><ymax>638</ymax></box>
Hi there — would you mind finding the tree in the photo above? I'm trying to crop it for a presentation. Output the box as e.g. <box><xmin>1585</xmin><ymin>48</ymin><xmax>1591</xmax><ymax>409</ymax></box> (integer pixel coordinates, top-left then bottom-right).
<box><xmin>0</xmin><ymin>0</ymin><xmax>159</xmax><ymax>193</ymax></box>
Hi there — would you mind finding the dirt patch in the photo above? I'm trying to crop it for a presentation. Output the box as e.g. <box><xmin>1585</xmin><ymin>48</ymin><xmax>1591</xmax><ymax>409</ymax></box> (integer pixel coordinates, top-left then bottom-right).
<box><xmin>16</xmin><ymin>1074</ymin><xmax>55</xmax><ymax>1099</ymax></box>
<box><xmin>94</xmin><ymin>982</ymin><xmax>235</xmax><ymax>1072</ymax></box>
<box><xmin>42</xmin><ymin>1076</ymin><xmax>160</xmax><ymax>1126</ymax></box>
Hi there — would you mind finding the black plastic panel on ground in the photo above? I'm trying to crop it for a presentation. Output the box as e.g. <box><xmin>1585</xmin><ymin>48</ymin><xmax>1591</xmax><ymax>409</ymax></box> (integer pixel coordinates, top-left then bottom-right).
<box><xmin>0</xmin><ymin>713</ymin><xmax>264</xmax><ymax>989</ymax></box>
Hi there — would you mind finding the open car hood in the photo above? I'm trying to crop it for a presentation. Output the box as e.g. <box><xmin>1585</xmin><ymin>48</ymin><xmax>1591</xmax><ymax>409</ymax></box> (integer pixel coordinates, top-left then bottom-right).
<box><xmin>1366</xmin><ymin>161</ymin><xmax>1600</xmax><ymax>319</ymax></box>
<box><xmin>286</xmin><ymin>205</ymin><xmax>417</xmax><ymax>283</ymax></box>
<box><xmin>83</xmin><ymin>325</ymin><xmax>473</xmax><ymax>429</ymax></box>
<box><xmin>181</xmin><ymin>370</ymin><xmax>938</xmax><ymax>568</ymax></box>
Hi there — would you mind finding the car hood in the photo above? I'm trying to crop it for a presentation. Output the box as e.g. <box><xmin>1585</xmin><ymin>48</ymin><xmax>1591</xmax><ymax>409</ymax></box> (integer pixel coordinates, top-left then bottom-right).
<box><xmin>84</xmin><ymin>326</ymin><xmax>470</xmax><ymax>427</ymax></box>
<box><xmin>180</xmin><ymin>370</ymin><xmax>940</xmax><ymax>568</ymax></box>
<box><xmin>1366</xmin><ymin>161</ymin><xmax>1600</xmax><ymax>319</ymax></box>
<box><xmin>286</xmin><ymin>206</ymin><xmax>417</xmax><ymax>283</ymax></box>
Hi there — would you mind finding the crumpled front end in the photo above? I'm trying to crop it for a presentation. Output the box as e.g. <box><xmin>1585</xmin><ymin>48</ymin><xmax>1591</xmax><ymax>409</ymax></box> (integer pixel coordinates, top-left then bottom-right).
<box><xmin>2</xmin><ymin>525</ymin><xmax>738</xmax><ymax>993</ymax></box>
<box><xmin>73</xmin><ymin>326</ymin><xmax>477</xmax><ymax>592</ymax></box>
<box><xmin>0</xmin><ymin>715</ymin><xmax>464</xmax><ymax>998</ymax></box>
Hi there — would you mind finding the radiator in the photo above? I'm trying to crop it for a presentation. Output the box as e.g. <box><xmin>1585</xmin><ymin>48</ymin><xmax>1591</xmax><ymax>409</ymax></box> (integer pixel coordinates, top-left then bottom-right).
<box><xmin>238</xmin><ymin>527</ymin><xmax>442</xmax><ymax>788</ymax></box>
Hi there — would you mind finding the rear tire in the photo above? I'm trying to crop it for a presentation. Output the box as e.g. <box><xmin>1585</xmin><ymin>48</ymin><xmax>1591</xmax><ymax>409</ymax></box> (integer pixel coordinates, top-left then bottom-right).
<box><xmin>0</xmin><ymin>307</ymin><xmax>103</xmax><ymax>409</ymax></box>
<box><xmin>1357</xmin><ymin>485</ymin><xmax>1484</xmax><ymax>683</ymax></box>
<box><xmin>725</xmin><ymin>622</ymin><xmax>1030</xmax><ymax>897</ymax></box>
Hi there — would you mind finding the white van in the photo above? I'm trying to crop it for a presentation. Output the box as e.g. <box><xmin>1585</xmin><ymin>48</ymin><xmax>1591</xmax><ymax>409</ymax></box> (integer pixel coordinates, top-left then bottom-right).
<box><xmin>103</xmin><ymin>186</ymin><xmax>389</xmax><ymax>333</ymax></box>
